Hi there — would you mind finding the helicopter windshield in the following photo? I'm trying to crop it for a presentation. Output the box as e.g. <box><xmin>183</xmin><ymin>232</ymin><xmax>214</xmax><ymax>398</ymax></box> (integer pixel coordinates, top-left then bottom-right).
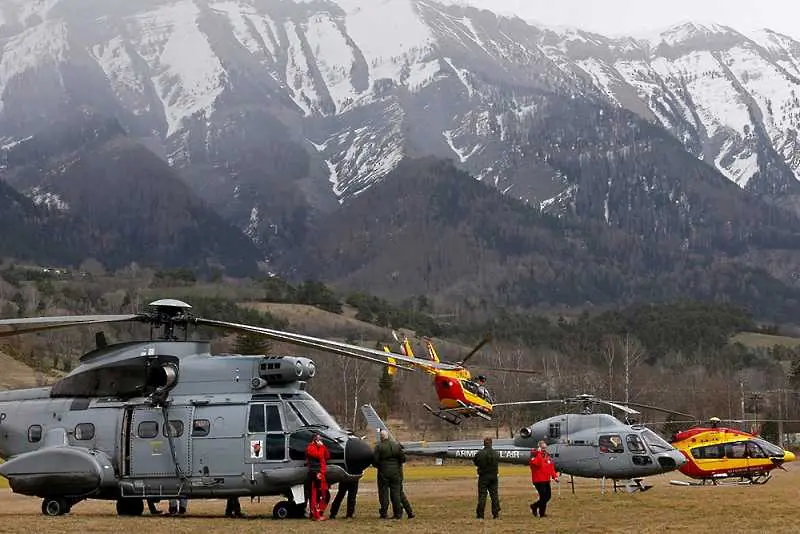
<box><xmin>640</xmin><ymin>429</ymin><xmax>673</xmax><ymax>452</ymax></box>
<box><xmin>752</xmin><ymin>438</ymin><xmax>785</xmax><ymax>457</ymax></box>
<box><xmin>285</xmin><ymin>393</ymin><xmax>341</xmax><ymax>430</ymax></box>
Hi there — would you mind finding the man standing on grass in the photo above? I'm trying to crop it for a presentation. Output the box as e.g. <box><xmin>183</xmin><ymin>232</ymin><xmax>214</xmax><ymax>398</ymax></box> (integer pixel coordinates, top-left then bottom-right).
<box><xmin>373</xmin><ymin>429</ymin><xmax>414</xmax><ymax>519</ymax></box>
<box><xmin>473</xmin><ymin>437</ymin><xmax>501</xmax><ymax>519</ymax></box>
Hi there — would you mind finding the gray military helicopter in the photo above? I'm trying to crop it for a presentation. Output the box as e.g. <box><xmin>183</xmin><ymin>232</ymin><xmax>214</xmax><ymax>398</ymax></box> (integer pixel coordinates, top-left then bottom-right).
<box><xmin>0</xmin><ymin>299</ymin><xmax>377</xmax><ymax>518</ymax></box>
<box><xmin>361</xmin><ymin>395</ymin><xmax>691</xmax><ymax>493</ymax></box>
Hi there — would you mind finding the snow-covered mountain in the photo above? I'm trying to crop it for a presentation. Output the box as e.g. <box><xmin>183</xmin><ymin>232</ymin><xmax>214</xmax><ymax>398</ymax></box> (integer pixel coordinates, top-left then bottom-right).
<box><xmin>3</xmin><ymin>0</ymin><xmax>800</xmax><ymax>252</ymax></box>
<box><xmin>538</xmin><ymin>22</ymin><xmax>800</xmax><ymax>197</ymax></box>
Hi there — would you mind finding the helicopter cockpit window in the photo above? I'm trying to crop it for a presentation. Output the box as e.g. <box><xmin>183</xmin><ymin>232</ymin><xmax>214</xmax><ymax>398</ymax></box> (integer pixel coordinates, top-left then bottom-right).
<box><xmin>248</xmin><ymin>404</ymin><xmax>266</xmax><ymax>433</ymax></box>
<box><xmin>74</xmin><ymin>423</ymin><xmax>95</xmax><ymax>440</ymax></box>
<box><xmin>192</xmin><ymin>419</ymin><xmax>211</xmax><ymax>437</ymax></box>
<box><xmin>548</xmin><ymin>423</ymin><xmax>561</xmax><ymax>439</ymax></box>
<box><xmin>640</xmin><ymin>429</ymin><xmax>672</xmax><ymax>453</ymax></box>
<box><xmin>266</xmin><ymin>405</ymin><xmax>282</xmax><ymax>432</ymax></box>
<box><xmin>287</xmin><ymin>394</ymin><xmax>341</xmax><ymax>430</ymax></box>
<box><xmin>598</xmin><ymin>434</ymin><xmax>624</xmax><ymax>453</ymax></box>
<box><xmin>753</xmin><ymin>438</ymin><xmax>784</xmax><ymax>457</ymax></box>
<box><xmin>28</xmin><ymin>424</ymin><xmax>42</xmax><ymax>443</ymax></box>
<box><xmin>137</xmin><ymin>421</ymin><xmax>158</xmax><ymax>439</ymax></box>
<box><xmin>626</xmin><ymin>434</ymin><xmax>647</xmax><ymax>454</ymax></box>
<box><xmin>164</xmin><ymin>420</ymin><xmax>184</xmax><ymax>438</ymax></box>
<box><xmin>745</xmin><ymin>441</ymin><xmax>766</xmax><ymax>458</ymax></box>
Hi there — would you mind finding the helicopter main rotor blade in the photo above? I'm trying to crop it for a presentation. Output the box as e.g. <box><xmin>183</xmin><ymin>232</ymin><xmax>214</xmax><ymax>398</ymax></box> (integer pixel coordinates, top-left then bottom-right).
<box><xmin>457</xmin><ymin>336</ymin><xmax>492</xmax><ymax>366</ymax></box>
<box><xmin>492</xmin><ymin>399</ymin><xmax>567</xmax><ymax>408</ymax></box>
<box><xmin>195</xmin><ymin>319</ymin><xmax>450</xmax><ymax>371</ymax></box>
<box><xmin>472</xmin><ymin>365</ymin><xmax>539</xmax><ymax>375</ymax></box>
<box><xmin>615</xmin><ymin>401</ymin><xmax>695</xmax><ymax>420</ymax></box>
<box><xmin>593</xmin><ymin>399</ymin><xmax>640</xmax><ymax>415</ymax></box>
<box><xmin>0</xmin><ymin>314</ymin><xmax>142</xmax><ymax>338</ymax></box>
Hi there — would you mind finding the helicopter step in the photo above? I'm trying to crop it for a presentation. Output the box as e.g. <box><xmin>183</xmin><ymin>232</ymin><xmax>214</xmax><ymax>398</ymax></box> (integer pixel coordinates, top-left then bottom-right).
<box><xmin>612</xmin><ymin>478</ymin><xmax>652</xmax><ymax>493</ymax></box>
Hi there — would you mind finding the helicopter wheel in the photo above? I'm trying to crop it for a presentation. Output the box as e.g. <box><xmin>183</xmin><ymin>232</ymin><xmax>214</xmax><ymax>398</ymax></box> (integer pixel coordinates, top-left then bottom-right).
<box><xmin>272</xmin><ymin>500</ymin><xmax>293</xmax><ymax>519</ymax></box>
<box><xmin>41</xmin><ymin>496</ymin><xmax>69</xmax><ymax>516</ymax></box>
<box><xmin>116</xmin><ymin>498</ymin><xmax>145</xmax><ymax>516</ymax></box>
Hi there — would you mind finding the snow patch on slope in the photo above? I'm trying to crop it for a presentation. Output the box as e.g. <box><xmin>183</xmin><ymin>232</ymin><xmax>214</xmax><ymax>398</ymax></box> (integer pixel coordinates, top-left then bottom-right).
<box><xmin>128</xmin><ymin>0</ymin><xmax>227</xmax><ymax>137</ymax></box>
<box><xmin>30</xmin><ymin>186</ymin><xmax>69</xmax><ymax>212</ymax></box>
<box><xmin>91</xmin><ymin>37</ymin><xmax>150</xmax><ymax>115</ymax></box>
<box><xmin>0</xmin><ymin>21</ymin><xmax>69</xmax><ymax>115</ymax></box>
<box><xmin>575</xmin><ymin>59</ymin><xmax>620</xmax><ymax>103</ymax></box>
<box><xmin>335</xmin><ymin>0</ymin><xmax>434</xmax><ymax>87</ymax></box>
<box><xmin>304</xmin><ymin>12</ymin><xmax>359</xmax><ymax>112</ymax></box>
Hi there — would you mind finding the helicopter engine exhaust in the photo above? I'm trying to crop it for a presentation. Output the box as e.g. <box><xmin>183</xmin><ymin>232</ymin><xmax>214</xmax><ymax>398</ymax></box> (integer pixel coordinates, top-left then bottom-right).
<box><xmin>148</xmin><ymin>363</ymin><xmax>178</xmax><ymax>391</ymax></box>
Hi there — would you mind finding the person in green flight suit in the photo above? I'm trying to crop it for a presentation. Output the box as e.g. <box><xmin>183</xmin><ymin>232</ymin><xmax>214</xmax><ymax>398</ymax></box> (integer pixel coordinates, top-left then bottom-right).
<box><xmin>473</xmin><ymin>436</ymin><xmax>501</xmax><ymax>519</ymax></box>
<box><xmin>373</xmin><ymin>430</ymin><xmax>415</xmax><ymax>519</ymax></box>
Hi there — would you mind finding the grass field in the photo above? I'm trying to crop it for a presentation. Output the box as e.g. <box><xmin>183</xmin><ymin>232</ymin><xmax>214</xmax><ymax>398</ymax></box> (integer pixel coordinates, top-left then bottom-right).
<box><xmin>1</xmin><ymin>464</ymin><xmax>798</xmax><ymax>533</ymax></box>
<box><xmin>731</xmin><ymin>331</ymin><xmax>800</xmax><ymax>348</ymax></box>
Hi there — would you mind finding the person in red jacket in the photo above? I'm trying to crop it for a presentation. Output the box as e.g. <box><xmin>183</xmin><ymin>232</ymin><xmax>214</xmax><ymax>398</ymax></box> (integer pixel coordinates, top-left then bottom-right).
<box><xmin>528</xmin><ymin>440</ymin><xmax>558</xmax><ymax>518</ymax></box>
<box><xmin>305</xmin><ymin>433</ymin><xmax>331</xmax><ymax>520</ymax></box>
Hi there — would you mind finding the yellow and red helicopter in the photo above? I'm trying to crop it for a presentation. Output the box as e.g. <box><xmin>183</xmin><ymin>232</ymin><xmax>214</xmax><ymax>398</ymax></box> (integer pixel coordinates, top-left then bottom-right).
<box><xmin>382</xmin><ymin>332</ymin><xmax>538</xmax><ymax>424</ymax></box>
<box><xmin>669</xmin><ymin>417</ymin><xmax>797</xmax><ymax>485</ymax></box>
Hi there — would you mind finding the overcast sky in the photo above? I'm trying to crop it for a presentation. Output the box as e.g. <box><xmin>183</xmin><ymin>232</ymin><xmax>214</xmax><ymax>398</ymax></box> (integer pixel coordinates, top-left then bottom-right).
<box><xmin>446</xmin><ymin>0</ymin><xmax>800</xmax><ymax>39</ymax></box>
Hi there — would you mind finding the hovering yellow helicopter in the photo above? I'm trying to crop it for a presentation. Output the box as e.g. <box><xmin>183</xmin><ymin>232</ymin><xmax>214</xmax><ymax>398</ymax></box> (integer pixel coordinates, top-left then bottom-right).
<box><xmin>382</xmin><ymin>333</ymin><xmax>537</xmax><ymax>424</ymax></box>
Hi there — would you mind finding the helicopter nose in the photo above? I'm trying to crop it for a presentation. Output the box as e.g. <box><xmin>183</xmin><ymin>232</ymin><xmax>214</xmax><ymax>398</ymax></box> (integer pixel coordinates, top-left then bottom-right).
<box><xmin>783</xmin><ymin>450</ymin><xmax>796</xmax><ymax>463</ymax></box>
<box><xmin>345</xmin><ymin>437</ymin><xmax>373</xmax><ymax>475</ymax></box>
<box><xmin>658</xmin><ymin>450</ymin><xmax>686</xmax><ymax>471</ymax></box>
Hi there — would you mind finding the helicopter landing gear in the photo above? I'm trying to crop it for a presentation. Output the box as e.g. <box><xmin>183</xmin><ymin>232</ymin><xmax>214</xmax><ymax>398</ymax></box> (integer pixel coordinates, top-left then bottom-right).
<box><xmin>116</xmin><ymin>498</ymin><xmax>145</xmax><ymax>516</ymax></box>
<box><xmin>41</xmin><ymin>496</ymin><xmax>70</xmax><ymax>516</ymax></box>
<box><xmin>272</xmin><ymin>500</ymin><xmax>306</xmax><ymax>519</ymax></box>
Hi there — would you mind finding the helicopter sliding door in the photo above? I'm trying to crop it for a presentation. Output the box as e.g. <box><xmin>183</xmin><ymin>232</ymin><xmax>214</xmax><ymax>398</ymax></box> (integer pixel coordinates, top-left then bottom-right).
<box><xmin>127</xmin><ymin>406</ymin><xmax>193</xmax><ymax>477</ymax></box>
<box><xmin>597</xmin><ymin>433</ymin><xmax>632</xmax><ymax>474</ymax></box>
<box><xmin>245</xmin><ymin>402</ymin><xmax>286</xmax><ymax>464</ymax></box>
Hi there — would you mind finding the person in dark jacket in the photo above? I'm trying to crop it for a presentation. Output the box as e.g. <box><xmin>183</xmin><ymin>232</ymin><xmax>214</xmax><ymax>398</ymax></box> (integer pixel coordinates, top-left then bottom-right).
<box><xmin>329</xmin><ymin>478</ymin><xmax>359</xmax><ymax>519</ymax></box>
<box><xmin>473</xmin><ymin>437</ymin><xmax>501</xmax><ymax>519</ymax></box>
<box><xmin>529</xmin><ymin>440</ymin><xmax>558</xmax><ymax>518</ymax></box>
<box><xmin>373</xmin><ymin>430</ymin><xmax>414</xmax><ymax>519</ymax></box>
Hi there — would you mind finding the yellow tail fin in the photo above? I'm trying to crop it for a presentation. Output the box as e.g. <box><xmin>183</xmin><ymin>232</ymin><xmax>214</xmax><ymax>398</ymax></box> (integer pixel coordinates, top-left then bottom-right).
<box><xmin>383</xmin><ymin>345</ymin><xmax>397</xmax><ymax>376</ymax></box>
<box><xmin>424</xmin><ymin>338</ymin><xmax>440</xmax><ymax>362</ymax></box>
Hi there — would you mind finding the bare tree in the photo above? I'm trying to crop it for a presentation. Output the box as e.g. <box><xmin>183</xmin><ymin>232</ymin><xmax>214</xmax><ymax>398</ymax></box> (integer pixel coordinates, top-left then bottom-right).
<box><xmin>601</xmin><ymin>335</ymin><xmax>616</xmax><ymax>399</ymax></box>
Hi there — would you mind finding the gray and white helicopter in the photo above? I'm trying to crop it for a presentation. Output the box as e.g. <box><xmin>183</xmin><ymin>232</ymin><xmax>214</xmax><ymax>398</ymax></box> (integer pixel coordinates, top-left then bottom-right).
<box><xmin>362</xmin><ymin>395</ymin><xmax>690</xmax><ymax>493</ymax></box>
<box><xmin>0</xmin><ymin>299</ymin><xmax>380</xmax><ymax>518</ymax></box>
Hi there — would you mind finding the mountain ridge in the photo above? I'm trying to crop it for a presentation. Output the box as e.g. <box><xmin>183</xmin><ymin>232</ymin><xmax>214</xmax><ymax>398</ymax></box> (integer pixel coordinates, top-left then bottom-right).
<box><xmin>3</xmin><ymin>1</ymin><xmax>800</xmax><ymax>311</ymax></box>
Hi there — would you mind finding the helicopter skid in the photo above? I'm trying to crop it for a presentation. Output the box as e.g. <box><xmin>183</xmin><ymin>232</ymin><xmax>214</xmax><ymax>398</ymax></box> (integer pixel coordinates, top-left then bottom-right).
<box><xmin>424</xmin><ymin>404</ymin><xmax>462</xmax><ymax>425</ymax></box>
<box><xmin>424</xmin><ymin>402</ymin><xmax>493</xmax><ymax>425</ymax></box>
<box><xmin>670</xmin><ymin>472</ymin><xmax>773</xmax><ymax>487</ymax></box>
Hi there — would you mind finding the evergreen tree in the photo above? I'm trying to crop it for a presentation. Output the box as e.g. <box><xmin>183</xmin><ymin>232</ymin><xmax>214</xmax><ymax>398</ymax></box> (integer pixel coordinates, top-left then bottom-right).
<box><xmin>234</xmin><ymin>333</ymin><xmax>272</xmax><ymax>355</ymax></box>
<box><xmin>377</xmin><ymin>366</ymin><xmax>395</xmax><ymax>420</ymax></box>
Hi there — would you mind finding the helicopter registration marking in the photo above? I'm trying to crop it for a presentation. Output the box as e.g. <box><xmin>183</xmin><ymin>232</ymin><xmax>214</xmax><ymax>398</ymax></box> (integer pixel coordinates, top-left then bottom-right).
<box><xmin>454</xmin><ymin>449</ymin><xmax>522</xmax><ymax>459</ymax></box>
<box><xmin>250</xmin><ymin>440</ymin><xmax>263</xmax><ymax>459</ymax></box>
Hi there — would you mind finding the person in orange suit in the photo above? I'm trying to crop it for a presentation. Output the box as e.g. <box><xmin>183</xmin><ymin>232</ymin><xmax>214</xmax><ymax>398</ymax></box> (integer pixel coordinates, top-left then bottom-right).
<box><xmin>305</xmin><ymin>433</ymin><xmax>331</xmax><ymax>520</ymax></box>
<box><xmin>528</xmin><ymin>440</ymin><xmax>558</xmax><ymax>518</ymax></box>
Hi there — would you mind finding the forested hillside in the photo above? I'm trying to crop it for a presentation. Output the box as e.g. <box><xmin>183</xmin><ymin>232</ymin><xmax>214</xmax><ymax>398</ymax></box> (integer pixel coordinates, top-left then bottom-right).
<box><xmin>287</xmin><ymin>157</ymin><xmax>800</xmax><ymax>322</ymax></box>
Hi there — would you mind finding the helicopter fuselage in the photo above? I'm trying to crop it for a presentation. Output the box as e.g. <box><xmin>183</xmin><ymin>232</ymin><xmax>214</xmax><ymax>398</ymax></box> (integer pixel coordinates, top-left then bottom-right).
<box><xmin>0</xmin><ymin>340</ymin><xmax>374</xmax><ymax>512</ymax></box>
<box><xmin>402</xmin><ymin>413</ymin><xmax>687</xmax><ymax>480</ymax></box>
<box><xmin>670</xmin><ymin>426</ymin><xmax>796</xmax><ymax>482</ymax></box>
